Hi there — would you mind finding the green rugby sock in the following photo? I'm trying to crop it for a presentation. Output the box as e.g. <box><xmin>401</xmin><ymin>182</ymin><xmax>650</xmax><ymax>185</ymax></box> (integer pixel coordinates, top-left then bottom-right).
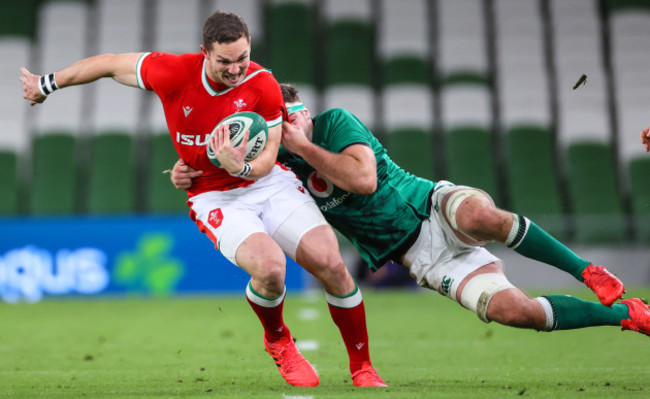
<box><xmin>506</xmin><ymin>215</ymin><xmax>590</xmax><ymax>281</ymax></box>
<box><xmin>539</xmin><ymin>295</ymin><xmax>629</xmax><ymax>330</ymax></box>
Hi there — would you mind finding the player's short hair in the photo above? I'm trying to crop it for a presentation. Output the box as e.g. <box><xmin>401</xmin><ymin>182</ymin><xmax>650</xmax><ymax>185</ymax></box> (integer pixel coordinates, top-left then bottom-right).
<box><xmin>281</xmin><ymin>83</ymin><xmax>301</xmax><ymax>104</ymax></box>
<box><xmin>203</xmin><ymin>11</ymin><xmax>250</xmax><ymax>48</ymax></box>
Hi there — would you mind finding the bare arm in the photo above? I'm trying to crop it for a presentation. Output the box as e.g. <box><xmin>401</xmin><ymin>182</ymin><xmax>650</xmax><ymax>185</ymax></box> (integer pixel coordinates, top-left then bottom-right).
<box><xmin>281</xmin><ymin>121</ymin><xmax>377</xmax><ymax>194</ymax></box>
<box><xmin>642</xmin><ymin>127</ymin><xmax>650</xmax><ymax>153</ymax></box>
<box><xmin>20</xmin><ymin>53</ymin><xmax>144</xmax><ymax>106</ymax></box>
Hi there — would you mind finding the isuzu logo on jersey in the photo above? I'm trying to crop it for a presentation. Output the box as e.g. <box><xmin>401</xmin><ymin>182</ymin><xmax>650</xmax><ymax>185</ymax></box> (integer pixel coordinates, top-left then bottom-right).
<box><xmin>175</xmin><ymin>132</ymin><xmax>210</xmax><ymax>146</ymax></box>
<box><xmin>307</xmin><ymin>171</ymin><xmax>333</xmax><ymax>198</ymax></box>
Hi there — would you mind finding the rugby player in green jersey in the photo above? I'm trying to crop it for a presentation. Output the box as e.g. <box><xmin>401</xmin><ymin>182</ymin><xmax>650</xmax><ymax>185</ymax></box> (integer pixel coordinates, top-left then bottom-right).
<box><xmin>172</xmin><ymin>83</ymin><xmax>650</xmax><ymax>337</ymax></box>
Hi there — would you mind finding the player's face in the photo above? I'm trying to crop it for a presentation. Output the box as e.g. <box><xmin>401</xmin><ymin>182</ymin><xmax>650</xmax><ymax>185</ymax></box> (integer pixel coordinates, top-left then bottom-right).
<box><xmin>201</xmin><ymin>36</ymin><xmax>251</xmax><ymax>88</ymax></box>
<box><xmin>289</xmin><ymin>109</ymin><xmax>313</xmax><ymax>141</ymax></box>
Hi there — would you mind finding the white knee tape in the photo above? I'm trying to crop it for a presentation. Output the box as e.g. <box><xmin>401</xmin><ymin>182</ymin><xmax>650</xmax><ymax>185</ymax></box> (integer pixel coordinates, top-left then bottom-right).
<box><xmin>460</xmin><ymin>273</ymin><xmax>515</xmax><ymax>323</ymax></box>
<box><xmin>444</xmin><ymin>188</ymin><xmax>490</xmax><ymax>231</ymax></box>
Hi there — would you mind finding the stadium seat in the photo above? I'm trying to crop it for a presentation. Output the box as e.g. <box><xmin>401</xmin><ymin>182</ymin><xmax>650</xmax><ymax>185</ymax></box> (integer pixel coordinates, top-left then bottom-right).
<box><xmin>33</xmin><ymin>0</ymin><xmax>90</xmax><ymax>136</ymax></box>
<box><xmin>493</xmin><ymin>0</ymin><xmax>552</xmax><ymax>129</ymax></box>
<box><xmin>505</xmin><ymin>125</ymin><xmax>566</xmax><ymax>239</ymax></box>
<box><xmin>608</xmin><ymin>6</ymin><xmax>650</xmax><ymax>165</ymax></box>
<box><xmin>0</xmin><ymin>150</ymin><xmax>19</xmax><ymax>215</ymax></box>
<box><xmin>146</xmin><ymin>134</ymin><xmax>189</xmax><ymax>214</ymax></box>
<box><xmin>30</xmin><ymin>133</ymin><xmax>78</xmax><ymax>214</ymax></box>
<box><xmin>385</xmin><ymin>128</ymin><xmax>435</xmax><ymax>181</ymax></box>
<box><xmin>321</xmin><ymin>0</ymin><xmax>376</xmax><ymax>128</ymax></box>
<box><xmin>439</xmin><ymin>72</ymin><xmax>492</xmax><ymax>129</ymax></box>
<box><xmin>436</xmin><ymin>0</ymin><xmax>488</xmax><ymax>76</ymax></box>
<box><xmin>151</xmin><ymin>0</ymin><xmax>201</xmax><ymax>54</ymax></box>
<box><xmin>91</xmin><ymin>0</ymin><xmax>146</xmax><ymax>134</ymax></box>
<box><xmin>550</xmin><ymin>0</ymin><xmax>610</xmax><ymax>145</ymax></box>
<box><xmin>566</xmin><ymin>142</ymin><xmax>625</xmax><ymax>243</ymax></box>
<box><xmin>0</xmin><ymin>1</ymin><xmax>38</xmax><ymax>38</ymax></box>
<box><xmin>629</xmin><ymin>157</ymin><xmax>650</xmax><ymax>243</ymax></box>
<box><xmin>86</xmin><ymin>132</ymin><xmax>135</xmax><ymax>214</ymax></box>
<box><xmin>266</xmin><ymin>1</ymin><xmax>314</xmax><ymax>85</ymax></box>
<box><xmin>324</xmin><ymin>20</ymin><xmax>373</xmax><ymax>87</ymax></box>
<box><xmin>445</xmin><ymin>126</ymin><xmax>500</xmax><ymax>206</ymax></box>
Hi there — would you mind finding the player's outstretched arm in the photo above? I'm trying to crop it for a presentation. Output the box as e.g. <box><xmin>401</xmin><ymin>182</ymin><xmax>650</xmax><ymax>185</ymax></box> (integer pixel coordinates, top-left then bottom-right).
<box><xmin>281</xmin><ymin>121</ymin><xmax>377</xmax><ymax>194</ymax></box>
<box><xmin>20</xmin><ymin>53</ymin><xmax>144</xmax><ymax>106</ymax></box>
<box><xmin>641</xmin><ymin>127</ymin><xmax>650</xmax><ymax>153</ymax></box>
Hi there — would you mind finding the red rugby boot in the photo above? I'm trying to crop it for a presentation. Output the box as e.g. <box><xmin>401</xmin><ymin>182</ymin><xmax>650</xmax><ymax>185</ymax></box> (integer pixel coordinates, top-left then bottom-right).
<box><xmin>582</xmin><ymin>264</ymin><xmax>625</xmax><ymax>306</ymax></box>
<box><xmin>264</xmin><ymin>336</ymin><xmax>319</xmax><ymax>387</ymax></box>
<box><xmin>351</xmin><ymin>361</ymin><xmax>388</xmax><ymax>387</ymax></box>
<box><xmin>620</xmin><ymin>298</ymin><xmax>650</xmax><ymax>337</ymax></box>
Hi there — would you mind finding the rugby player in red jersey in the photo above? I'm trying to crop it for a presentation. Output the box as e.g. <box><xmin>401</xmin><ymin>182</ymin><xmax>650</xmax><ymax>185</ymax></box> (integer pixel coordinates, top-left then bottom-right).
<box><xmin>20</xmin><ymin>11</ymin><xmax>385</xmax><ymax>388</ymax></box>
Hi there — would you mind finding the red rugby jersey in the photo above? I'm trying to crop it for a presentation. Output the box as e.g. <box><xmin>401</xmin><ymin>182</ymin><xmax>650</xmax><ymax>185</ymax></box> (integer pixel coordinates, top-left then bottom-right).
<box><xmin>136</xmin><ymin>52</ymin><xmax>284</xmax><ymax>196</ymax></box>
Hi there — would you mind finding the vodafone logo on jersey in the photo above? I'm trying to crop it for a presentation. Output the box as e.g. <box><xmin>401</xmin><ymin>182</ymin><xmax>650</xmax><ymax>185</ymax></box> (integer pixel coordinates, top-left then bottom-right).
<box><xmin>307</xmin><ymin>171</ymin><xmax>333</xmax><ymax>198</ymax></box>
<box><xmin>208</xmin><ymin>208</ymin><xmax>224</xmax><ymax>229</ymax></box>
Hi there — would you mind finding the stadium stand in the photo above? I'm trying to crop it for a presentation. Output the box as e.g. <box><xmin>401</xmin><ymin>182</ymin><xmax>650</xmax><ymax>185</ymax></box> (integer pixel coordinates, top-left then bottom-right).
<box><xmin>30</xmin><ymin>133</ymin><xmax>78</xmax><ymax>214</ymax></box>
<box><xmin>608</xmin><ymin>2</ymin><xmax>650</xmax><ymax>166</ymax></box>
<box><xmin>629</xmin><ymin>157</ymin><xmax>650</xmax><ymax>243</ymax></box>
<box><xmin>378</xmin><ymin>0</ymin><xmax>434</xmax><ymax>179</ymax></box>
<box><xmin>266</xmin><ymin>0</ymin><xmax>318</xmax><ymax>112</ymax></box>
<box><xmin>4</xmin><ymin>0</ymin><xmax>650</xmax><ymax>249</ymax></box>
<box><xmin>321</xmin><ymin>0</ymin><xmax>376</xmax><ymax>129</ymax></box>
<box><xmin>493</xmin><ymin>0</ymin><xmax>552</xmax><ymax>129</ymax></box>
<box><xmin>566</xmin><ymin>142</ymin><xmax>626</xmax><ymax>243</ymax></box>
<box><xmin>445</xmin><ymin>125</ymin><xmax>500</xmax><ymax>205</ymax></box>
<box><xmin>0</xmin><ymin>151</ymin><xmax>19</xmax><ymax>215</ymax></box>
<box><xmin>550</xmin><ymin>0</ymin><xmax>610</xmax><ymax>145</ymax></box>
<box><xmin>33</xmin><ymin>0</ymin><xmax>89</xmax><ymax>136</ymax></box>
<box><xmin>147</xmin><ymin>134</ymin><xmax>188</xmax><ymax>214</ymax></box>
<box><xmin>506</xmin><ymin>125</ymin><xmax>566</xmax><ymax>240</ymax></box>
<box><xmin>86</xmin><ymin>132</ymin><xmax>135</xmax><ymax>214</ymax></box>
<box><xmin>90</xmin><ymin>0</ymin><xmax>146</xmax><ymax>134</ymax></box>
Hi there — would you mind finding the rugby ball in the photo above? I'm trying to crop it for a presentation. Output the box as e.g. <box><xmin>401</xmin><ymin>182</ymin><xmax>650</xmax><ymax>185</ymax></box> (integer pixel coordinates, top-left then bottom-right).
<box><xmin>207</xmin><ymin>111</ymin><xmax>268</xmax><ymax>167</ymax></box>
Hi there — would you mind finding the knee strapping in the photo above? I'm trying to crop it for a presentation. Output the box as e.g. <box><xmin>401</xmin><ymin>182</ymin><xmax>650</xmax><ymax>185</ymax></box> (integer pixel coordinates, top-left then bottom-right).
<box><xmin>445</xmin><ymin>188</ymin><xmax>491</xmax><ymax>231</ymax></box>
<box><xmin>460</xmin><ymin>273</ymin><xmax>515</xmax><ymax>323</ymax></box>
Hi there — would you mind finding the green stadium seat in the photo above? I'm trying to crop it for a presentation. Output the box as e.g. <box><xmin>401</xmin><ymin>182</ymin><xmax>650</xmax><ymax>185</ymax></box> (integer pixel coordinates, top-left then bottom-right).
<box><xmin>606</xmin><ymin>0</ymin><xmax>650</xmax><ymax>11</ymax></box>
<box><xmin>266</xmin><ymin>2</ymin><xmax>314</xmax><ymax>84</ymax></box>
<box><xmin>0</xmin><ymin>150</ymin><xmax>19</xmax><ymax>215</ymax></box>
<box><xmin>445</xmin><ymin>126</ymin><xmax>500</xmax><ymax>206</ymax></box>
<box><xmin>385</xmin><ymin>128</ymin><xmax>435</xmax><ymax>181</ymax></box>
<box><xmin>30</xmin><ymin>133</ymin><xmax>77</xmax><ymax>214</ymax></box>
<box><xmin>325</xmin><ymin>20</ymin><xmax>374</xmax><ymax>86</ymax></box>
<box><xmin>506</xmin><ymin>125</ymin><xmax>566</xmax><ymax>240</ymax></box>
<box><xmin>86</xmin><ymin>132</ymin><xmax>135</xmax><ymax>214</ymax></box>
<box><xmin>383</xmin><ymin>56</ymin><xmax>430</xmax><ymax>86</ymax></box>
<box><xmin>566</xmin><ymin>142</ymin><xmax>625</xmax><ymax>244</ymax></box>
<box><xmin>0</xmin><ymin>1</ymin><xmax>38</xmax><ymax>38</ymax></box>
<box><xmin>629</xmin><ymin>157</ymin><xmax>650</xmax><ymax>243</ymax></box>
<box><xmin>147</xmin><ymin>134</ymin><xmax>188</xmax><ymax>214</ymax></box>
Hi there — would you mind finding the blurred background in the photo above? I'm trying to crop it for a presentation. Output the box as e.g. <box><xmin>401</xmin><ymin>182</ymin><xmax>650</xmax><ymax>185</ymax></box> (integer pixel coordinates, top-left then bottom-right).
<box><xmin>1</xmin><ymin>0</ymin><xmax>649</xmax><ymax>302</ymax></box>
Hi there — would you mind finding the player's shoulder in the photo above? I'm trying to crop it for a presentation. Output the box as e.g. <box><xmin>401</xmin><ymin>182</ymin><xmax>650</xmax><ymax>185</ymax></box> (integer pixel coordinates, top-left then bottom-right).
<box><xmin>244</xmin><ymin>62</ymin><xmax>278</xmax><ymax>86</ymax></box>
<box><xmin>143</xmin><ymin>52</ymin><xmax>202</xmax><ymax>72</ymax></box>
<box><xmin>315</xmin><ymin>108</ymin><xmax>357</xmax><ymax>125</ymax></box>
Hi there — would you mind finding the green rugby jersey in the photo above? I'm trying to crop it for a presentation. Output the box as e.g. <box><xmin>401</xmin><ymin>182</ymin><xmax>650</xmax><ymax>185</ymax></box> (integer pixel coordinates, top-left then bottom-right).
<box><xmin>279</xmin><ymin>108</ymin><xmax>435</xmax><ymax>270</ymax></box>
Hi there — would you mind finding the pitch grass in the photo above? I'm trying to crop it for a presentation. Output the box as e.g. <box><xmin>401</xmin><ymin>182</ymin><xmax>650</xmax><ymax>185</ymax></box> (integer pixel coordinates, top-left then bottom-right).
<box><xmin>1</xmin><ymin>287</ymin><xmax>649</xmax><ymax>398</ymax></box>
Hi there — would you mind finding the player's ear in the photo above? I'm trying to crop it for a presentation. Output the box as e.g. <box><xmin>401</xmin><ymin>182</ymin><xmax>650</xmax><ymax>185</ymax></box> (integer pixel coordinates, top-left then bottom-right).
<box><xmin>200</xmin><ymin>45</ymin><xmax>209</xmax><ymax>59</ymax></box>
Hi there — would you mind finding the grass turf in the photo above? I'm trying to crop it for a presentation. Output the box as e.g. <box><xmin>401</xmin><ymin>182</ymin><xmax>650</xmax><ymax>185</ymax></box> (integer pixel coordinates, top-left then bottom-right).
<box><xmin>1</xmin><ymin>287</ymin><xmax>649</xmax><ymax>398</ymax></box>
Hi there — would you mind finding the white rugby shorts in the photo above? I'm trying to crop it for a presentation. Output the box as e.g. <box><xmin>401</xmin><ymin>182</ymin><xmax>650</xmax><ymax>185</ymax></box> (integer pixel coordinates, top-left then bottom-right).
<box><xmin>404</xmin><ymin>180</ymin><xmax>503</xmax><ymax>302</ymax></box>
<box><xmin>188</xmin><ymin>165</ymin><xmax>328</xmax><ymax>265</ymax></box>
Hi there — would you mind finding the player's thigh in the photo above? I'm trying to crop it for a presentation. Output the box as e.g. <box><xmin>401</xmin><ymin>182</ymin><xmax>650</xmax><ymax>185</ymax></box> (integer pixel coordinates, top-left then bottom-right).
<box><xmin>266</xmin><ymin>188</ymin><xmax>329</xmax><ymax>260</ymax></box>
<box><xmin>189</xmin><ymin>194</ymin><xmax>269</xmax><ymax>266</ymax></box>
